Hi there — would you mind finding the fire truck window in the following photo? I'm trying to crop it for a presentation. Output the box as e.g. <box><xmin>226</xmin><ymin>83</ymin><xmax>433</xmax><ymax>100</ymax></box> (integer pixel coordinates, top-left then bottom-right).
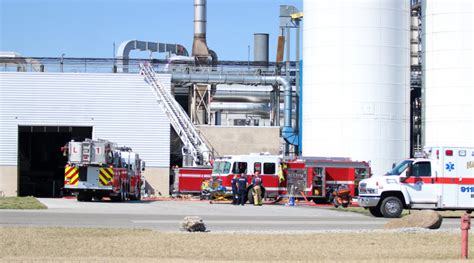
<box><xmin>232</xmin><ymin>162</ymin><xmax>247</xmax><ymax>174</ymax></box>
<box><xmin>254</xmin><ymin>162</ymin><xmax>262</xmax><ymax>173</ymax></box>
<box><xmin>263</xmin><ymin>163</ymin><xmax>276</xmax><ymax>175</ymax></box>
<box><xmin>212</xmin><ymin>161</ymin><xmax>231</xmax><ymax>174</ymax></box>
<box><xmin>223</xmin><ymin>162</ymin><xmax>231</xmax><ymax>173</ymax></box>
<box><xmin>212</xmin><ymin>161</ymin><xmax>223</xmax><ymax>174</ymax></box>
<box><xmin>412</xmin><ymin>162</ymin><xmax>431</xmax><ymax>177</ymax></box>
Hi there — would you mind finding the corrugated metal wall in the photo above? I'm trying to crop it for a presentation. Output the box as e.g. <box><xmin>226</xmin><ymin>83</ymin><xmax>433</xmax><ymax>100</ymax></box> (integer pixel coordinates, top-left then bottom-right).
<box><xmin>0</xmin><ymin>72</ymin><xmax>171</xmax><ymax>167</ymax></box>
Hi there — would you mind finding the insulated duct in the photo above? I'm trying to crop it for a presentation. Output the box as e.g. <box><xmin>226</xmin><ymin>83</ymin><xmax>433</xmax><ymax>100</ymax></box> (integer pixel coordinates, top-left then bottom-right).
<box><xmin>210</xmin><ymin>103</ymin><xmax>297</xmax><ymax>118</ymax></box>
<box><xmin>116</xmin><ymin>40</ymin><xmax>188</xmax><ymax>72</ymax></box>
<box><xmin>210</xmin><ymin>102</ymin><xmax>270</xmax><ymax>115</ymax></box>
<box><xmin>171</xmin><ymin>73</ymin><xmax>298</xmax><ymax>146</ymax></box>
<box><xmin>213</xmin><ymin>91</ymin><xmax>272</xmax><ymax>103</ymax></box>
<box><xmin>0</xmin><ymin>51</ymin><xmax>43</xmax><ymax>72</ymax></box>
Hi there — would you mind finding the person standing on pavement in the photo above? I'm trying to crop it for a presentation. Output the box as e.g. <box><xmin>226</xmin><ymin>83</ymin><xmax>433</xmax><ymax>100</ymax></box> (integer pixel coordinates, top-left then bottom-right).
<box><xmin>252</xmin><ymin>171</ymin><xmax>263</xmax><ymax>206</ymax></box>
<box><xmin>237</xmin><ymin>173</ymin><xmax>247</xmax><ymax>206</ymax></box>
<box><xmin>231</xmin><ymin>174</ymin><xmax>239</xmax><ymax>205</ymax></box>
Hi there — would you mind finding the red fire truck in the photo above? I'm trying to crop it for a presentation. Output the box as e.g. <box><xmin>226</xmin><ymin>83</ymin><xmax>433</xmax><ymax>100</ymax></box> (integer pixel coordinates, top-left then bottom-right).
<box><xmin>62</xmin><ymin>139</ymin><xmax>144</xmax><ymax>202</ymax></box>
<box><xmin>174</xmin><ymin>153</ymin><xmax>370</xmax><ymax>203</ymax></box>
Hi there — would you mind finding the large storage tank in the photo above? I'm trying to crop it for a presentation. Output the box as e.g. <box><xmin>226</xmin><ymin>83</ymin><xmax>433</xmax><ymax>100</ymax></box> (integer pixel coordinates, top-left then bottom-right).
<box><xmin>423</xmin><ymin>0</ymin><xmax>474</xmax><ymax>147</ymax></box>
<box><xmin>302</xmin><ymin>0</ymin><xmax>411</xmax><ymax>176</ymax></box>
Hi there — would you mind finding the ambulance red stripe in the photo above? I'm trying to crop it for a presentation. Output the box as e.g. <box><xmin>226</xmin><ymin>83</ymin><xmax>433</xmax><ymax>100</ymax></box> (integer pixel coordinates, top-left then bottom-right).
<box><xmin>402</xmin><ymin>177</ymin><xmax>474</xmax><ymax>185</ymax></box>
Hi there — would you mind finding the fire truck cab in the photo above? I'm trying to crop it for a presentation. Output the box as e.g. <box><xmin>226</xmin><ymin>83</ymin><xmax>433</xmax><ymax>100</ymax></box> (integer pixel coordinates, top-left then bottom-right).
<box><xmin>212</xmin><ymin>154</ymin><xmax>280</xmax><ymax>202</ymax></box>
<box><xmin>358</xmin><ymin>146</ymin><xmax>474</xmax><ymax>218</ymax></box>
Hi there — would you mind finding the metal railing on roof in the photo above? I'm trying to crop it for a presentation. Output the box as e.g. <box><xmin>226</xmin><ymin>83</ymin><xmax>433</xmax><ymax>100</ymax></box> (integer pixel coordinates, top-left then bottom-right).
<box><xmin>0</xmin><ymin>57</ymin><xmax>298</xmax><ymax>78</ymax></box>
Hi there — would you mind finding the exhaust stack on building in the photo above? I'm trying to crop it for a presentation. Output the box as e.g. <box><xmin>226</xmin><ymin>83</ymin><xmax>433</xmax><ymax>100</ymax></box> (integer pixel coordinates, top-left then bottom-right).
<box><xmin>192</xmin><ymin>0</ymin><xmax>209</xmax><ymax>62</ymax></box>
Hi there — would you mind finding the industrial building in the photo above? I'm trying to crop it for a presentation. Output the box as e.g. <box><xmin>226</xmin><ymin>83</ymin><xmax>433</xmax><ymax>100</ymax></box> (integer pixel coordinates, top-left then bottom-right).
<box><xmin>0</xmin><ymin>0</ymin><xmax>473</xmax><ymax>197</ymax></box>
<box><xmin>0</xmin><ymin>72</ymin><xmax>172</xmax><ymax>197</ymax></box>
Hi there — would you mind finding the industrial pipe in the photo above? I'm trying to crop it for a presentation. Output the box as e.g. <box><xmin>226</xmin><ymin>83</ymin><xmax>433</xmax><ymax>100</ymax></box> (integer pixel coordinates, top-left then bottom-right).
<box><xmin>210</xmin><ymin>102</ymin><xmax>297</xmax><ymax>119</ymax></box>
<box><xmin>210</xmin><ymin>102</ymin><xmax>270</xmax><ymax>114</ymax></box>
<box><xmin>116</xmin><ymin>40</ymin><xmax>188</xmax><ymax>73</ymax></box>
<box><xmin>0</xmin><ymin>52</ymin><xmax>43</xmax><ymax>72</ymax></box>
<box><xmin>171</xmin><ymin>72</ymin><xmax>298</xmax><ymax>147</ymax></box>
<box><xmin>213</xmin><ymin>91</ymin><xmax>272</xmax><ymax>103</ymax></box>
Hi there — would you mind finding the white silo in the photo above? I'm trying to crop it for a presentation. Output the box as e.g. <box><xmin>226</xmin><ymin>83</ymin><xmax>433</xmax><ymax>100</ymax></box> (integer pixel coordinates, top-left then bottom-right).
<box><xmin>302</xmin><ymin>0</ymin><xmax>411</xmax><ymax>176</ymax></box>
<box><xmin>423</xmin><ymin>0</ymin><xmax>474</xmax><ymax>147</ymax></box>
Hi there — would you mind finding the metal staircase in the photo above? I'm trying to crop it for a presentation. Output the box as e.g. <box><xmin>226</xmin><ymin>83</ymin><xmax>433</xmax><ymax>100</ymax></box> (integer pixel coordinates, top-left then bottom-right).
<box><xmin>139</xmin><ymin>63</ymin><xmax>211</xmax><ymax>166</ymax></box>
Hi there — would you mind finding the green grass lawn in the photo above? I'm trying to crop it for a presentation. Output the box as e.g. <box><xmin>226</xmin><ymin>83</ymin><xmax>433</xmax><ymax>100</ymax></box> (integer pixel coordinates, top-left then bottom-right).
<box><xmin>0</xmin><ymin>196</ymin><xmax>47</xmax><ymax>209</ymax></box>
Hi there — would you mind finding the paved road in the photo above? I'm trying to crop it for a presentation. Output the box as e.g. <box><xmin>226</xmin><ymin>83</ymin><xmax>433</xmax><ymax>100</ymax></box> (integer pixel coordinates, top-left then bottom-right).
<box><xmin>0</xmin><ymin>198</ymin><xmax>461</xmax><ymax>232</ymax></box>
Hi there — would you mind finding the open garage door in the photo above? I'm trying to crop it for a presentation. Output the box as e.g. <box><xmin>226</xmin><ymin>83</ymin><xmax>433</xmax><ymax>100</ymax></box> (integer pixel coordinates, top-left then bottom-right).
<box><xmin>18</xmin><ymin>126</ymin><xmax>92</xmax><ymax>197</ymax></box>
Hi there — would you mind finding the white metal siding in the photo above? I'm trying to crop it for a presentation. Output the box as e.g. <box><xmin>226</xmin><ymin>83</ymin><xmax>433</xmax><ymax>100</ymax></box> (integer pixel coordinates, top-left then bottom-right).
<box><xmin>0</xmin><ymin>72</ymin><xmax>171</xmax><ymax>167</ymax></box>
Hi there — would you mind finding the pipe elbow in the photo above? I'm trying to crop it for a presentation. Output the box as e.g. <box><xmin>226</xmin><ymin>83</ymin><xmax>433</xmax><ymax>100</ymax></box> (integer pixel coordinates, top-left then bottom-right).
<box><xmin>282</xmin><ymin>126</ymin><xmax>299</xmax><ymax>146</ymax></box>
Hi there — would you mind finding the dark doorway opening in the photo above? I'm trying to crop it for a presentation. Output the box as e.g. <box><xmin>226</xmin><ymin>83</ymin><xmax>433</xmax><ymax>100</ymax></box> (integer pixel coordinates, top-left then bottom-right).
<box><xmin>18</xmin><ymin>126</ymin><xmax>92</xmax><ymax>197</ymax></box>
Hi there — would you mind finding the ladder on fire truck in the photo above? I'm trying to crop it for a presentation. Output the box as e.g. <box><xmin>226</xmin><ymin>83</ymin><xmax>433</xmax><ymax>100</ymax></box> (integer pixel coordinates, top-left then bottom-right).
<box><xmin>139</xmin><ymin>63</ymin><xmax>211</xmax><ymax>166</ymax></box>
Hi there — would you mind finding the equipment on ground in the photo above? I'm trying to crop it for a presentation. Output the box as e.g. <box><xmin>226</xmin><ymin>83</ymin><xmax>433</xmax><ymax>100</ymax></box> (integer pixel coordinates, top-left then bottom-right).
<box><xmin>200</xmin><ymin>176</ymin><xmax>230</xmax><ymax>202</ymax></box>
<box><xmin>330</xmin><ymin>184</ymin><xmax>352</xmax><ymax>208</ymax></box>
<box><xmin>62</xmin><ymin>138</ymin><xmax>144</xmax><ymax>202</ymax></box>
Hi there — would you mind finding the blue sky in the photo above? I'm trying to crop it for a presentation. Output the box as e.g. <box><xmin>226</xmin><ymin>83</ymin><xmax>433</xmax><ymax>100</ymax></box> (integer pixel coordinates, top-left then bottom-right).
<box><xmin>0</xmin><ymin>0</ymin><xmax>302</xmax><ymax>61</ymax></box>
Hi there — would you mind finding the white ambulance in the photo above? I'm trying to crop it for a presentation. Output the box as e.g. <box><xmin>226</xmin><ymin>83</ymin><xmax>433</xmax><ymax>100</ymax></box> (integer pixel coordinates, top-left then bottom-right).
<box><xmin>358</xmin><ymin>146</ymin><xmax>474</xmax><ymax>218</ymax></box>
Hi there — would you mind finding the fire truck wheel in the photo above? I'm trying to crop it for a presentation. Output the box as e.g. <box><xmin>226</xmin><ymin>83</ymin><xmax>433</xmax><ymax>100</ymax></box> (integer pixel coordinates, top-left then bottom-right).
<box><xmin>380</xmin><ymin>196</ymin><xmax>403</xmax><ymax>218</ymax></box>
<box><xmin>120</xmin><ymin>185</ymin><xmax>126</xmax><ymax>202</ymax></box>
<box><xmin>312</xmin><ymin>198</ymin><xmax>328</xmax><ymax>205</ymax></box>
<box><xmin>110</xmin><ymin>195</ymin><xmax>121</xmax><ymax>202</ymax></box>
<box><xmin>369</xmin><ymin>206</ymin><xmax>384</xmax><ymax>217</ymax></box>
<box><xmin>77</xmin><ymin>193</ymin><xmax>92</xmax><ymax>202</ymax></box>
<box><xmin>247</xmin><ymin>190</ymin><xmax>254</xmax><ymax>204</ymax></box>
<box><xmin>130</xmin><ymin>184</ymin><xmax>140</xmax><ymax>201</ymax></box>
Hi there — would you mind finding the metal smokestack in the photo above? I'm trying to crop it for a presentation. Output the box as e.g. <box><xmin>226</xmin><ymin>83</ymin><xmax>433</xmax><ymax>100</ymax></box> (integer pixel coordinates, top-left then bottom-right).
<box><xmin>192</xmin><ymin>0</ymin><xmax>209</xmax><ymax>61</ymax></box>
<box><xmin>254</xmin><ymin>33</ymin><xmax>269</xmax><ymax>65</ymax></box>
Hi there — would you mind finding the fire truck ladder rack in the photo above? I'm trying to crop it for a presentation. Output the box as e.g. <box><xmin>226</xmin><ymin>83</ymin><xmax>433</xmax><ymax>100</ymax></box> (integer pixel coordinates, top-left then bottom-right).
<box><xmin>139</xmin><ymin>63</ymin><xmax>211</xmax><ymax>166</ymax></box>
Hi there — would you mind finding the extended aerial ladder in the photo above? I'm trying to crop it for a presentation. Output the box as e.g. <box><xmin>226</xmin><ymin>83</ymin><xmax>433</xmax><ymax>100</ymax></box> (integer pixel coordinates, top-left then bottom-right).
<box><xmin>139</xmin><ymin>63</ymin><xmax>212</xmax><ymax>166</ymax></box>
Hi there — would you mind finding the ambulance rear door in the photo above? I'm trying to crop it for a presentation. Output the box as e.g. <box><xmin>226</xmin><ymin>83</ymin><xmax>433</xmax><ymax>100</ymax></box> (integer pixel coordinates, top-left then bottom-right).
<box><xmin>456</xmin><ymin>148</ymin><xmax>474</xmax><ymax>208</ymax></box>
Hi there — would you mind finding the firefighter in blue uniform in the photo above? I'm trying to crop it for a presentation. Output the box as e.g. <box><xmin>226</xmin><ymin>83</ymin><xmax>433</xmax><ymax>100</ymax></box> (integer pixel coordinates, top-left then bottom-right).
<box><xmin>231</xmin><ymin>174</ymin><xmax>239</xmax><ymax>205</ymax></box>
<box><xmin>237</xmin><ymin>173</ymin><xmax>247</xmax><ymax>206</ymax></box>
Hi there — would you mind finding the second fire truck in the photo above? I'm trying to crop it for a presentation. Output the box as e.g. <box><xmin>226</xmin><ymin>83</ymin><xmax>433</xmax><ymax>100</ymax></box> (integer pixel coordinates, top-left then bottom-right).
<box><xmin>174</xmin><ymin>153</ymin><xmax>370</xmax><ymax>204</ymax></box>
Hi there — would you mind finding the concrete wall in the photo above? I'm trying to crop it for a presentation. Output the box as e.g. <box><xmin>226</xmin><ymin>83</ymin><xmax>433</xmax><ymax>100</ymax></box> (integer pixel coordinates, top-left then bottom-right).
<box><xmin>197</xmin><ymin>126</ymin><xmax>280</xmax><ymax>156</ymax></box>
<box><xmin>0</xmin><ymin>166</ymin><xmax>17</xmax><ymax>196</ymax></box>
<box><xmin>142</xmin><ymin>167</ymin><xmax>170</xmax><ymax>197</ymax></box>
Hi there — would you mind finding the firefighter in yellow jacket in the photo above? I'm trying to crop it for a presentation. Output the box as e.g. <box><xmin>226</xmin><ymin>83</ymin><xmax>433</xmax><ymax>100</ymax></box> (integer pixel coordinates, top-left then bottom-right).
<box><xmin>252</xmin><ymin>171</ymin><xmax>263</xmax><ymax>206</ymax></box>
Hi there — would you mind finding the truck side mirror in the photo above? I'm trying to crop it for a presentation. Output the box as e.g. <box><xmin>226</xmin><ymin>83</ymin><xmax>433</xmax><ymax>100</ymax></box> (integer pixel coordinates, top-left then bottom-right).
<box><xmin>141</xmin><ymin>161</ymin><xmax>146</xmax><ymax>171</ymax></box>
